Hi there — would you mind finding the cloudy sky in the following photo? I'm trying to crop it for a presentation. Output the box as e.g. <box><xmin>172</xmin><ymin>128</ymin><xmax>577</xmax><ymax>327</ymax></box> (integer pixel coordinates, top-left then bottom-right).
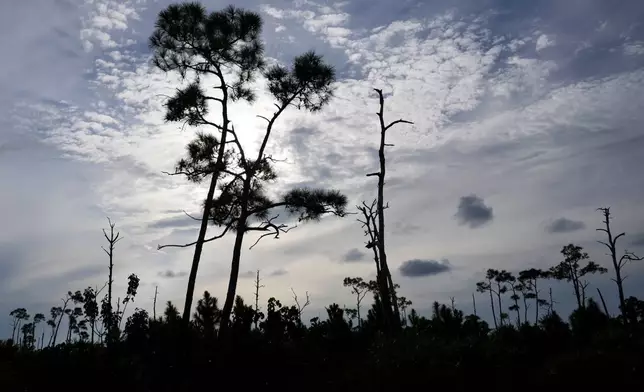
<box><xmin>2</xmin><ymin>0</ymin><xmax>644</xmax><ymax>334</ymax></box>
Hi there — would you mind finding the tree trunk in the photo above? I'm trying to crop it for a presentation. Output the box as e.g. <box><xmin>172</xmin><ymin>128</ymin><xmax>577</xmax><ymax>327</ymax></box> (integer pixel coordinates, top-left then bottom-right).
<box><xmin>496</xmin><ymin>283</ymin><xmax>504</xmax><ymax>326</ymax></box>
<box><xmin>614</xmin><ymin>265</ymin><xmax>627</xmax><ymax>321</ymax></box>
<box><xmin>374</xmin><ymin>92</ymin><xmax>396</xmax><ymax>333</ymax></box>
<box><xmin>597</xmin><ymin>287</ymin><xmax>610</xmax><ymax>317</ymax></box>
<box><xmin>182</xmin><ymin>172</ymin><xmax>220</xmax><ymax>322</ymax></box>
<box><xmin>570</xmin><ymin>267</ymin><xmax>583</xmax><ymax>309</ymax></box>
<box><xmin>219</xmin><ymin>220</ymin><xmax>246</xmax><ymax>340</ymax></box>
<box><xmin>472</xmin><ymin>293</ymin><xmax>477</xmax><ymax>317</ymax></box>
<box><xmin>219</xmin><ymin>177</ymin><xmax>250</xmax><ymax>340</ymax></box>
<box><xmin>534</xmin><ymin>279</ymin><xmax>540</xmax><ymax>324</ymax></box>
<box><xmin>488</xmin><ymin>285</ymin><xmax>497</xmax><ymax>328</ymax></box>
<box><xmin>182</xmin><ymin>76</ymin><xmax>230</xmax><ymax>323</ymax></box>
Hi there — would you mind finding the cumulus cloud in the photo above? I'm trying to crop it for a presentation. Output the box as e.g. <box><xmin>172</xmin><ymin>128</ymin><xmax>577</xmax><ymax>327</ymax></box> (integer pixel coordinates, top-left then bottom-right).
<box><xmin>342</xmin><ymin>248</ymin><xmax>366</xmax><ymax>262</ymax></box>
<box><xmin>546</xmin><ymin>217</ymin><xmax>586</xmax><ymax>233</ymax></box>
<box><xmin>455</xmin><ymin>195</ymin><xmax>494</xmax><ymax>228</ymax></box>
<box><xmin>399</xmin><ymin>259</ymin><xmax>451</xmax><ymax>278</ymax></box>
<box><xmin>158</xmin><ymin>270</ymin><xmax>187</xmax><ymax>278</ymax></box>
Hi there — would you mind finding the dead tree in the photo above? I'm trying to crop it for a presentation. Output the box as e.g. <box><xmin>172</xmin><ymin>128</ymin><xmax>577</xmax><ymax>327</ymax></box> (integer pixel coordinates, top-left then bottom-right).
<box><xmin>291</xmin><ymin>288</ymin><xmax>310</xmax><ymax>324</ymax></box>
<box><xmin>357</xmin><ymin>200</ymin><xmax>381</xmax><ymax>276</ymax></box>
<box><xmin>254</xmin><ymin>270</ymin><xmax>264</xmax><ymax>329</ymax></box>
<box><xmin>364</xmin><ymin>88</ymin><xmax>413</xmax><ymax>333</ymax></box>
<box><xmin>597</xmin><ymin>287</ymin><xmax>610</xmax><ymax>316</ymax></box>
<box><xmin>101</xmin><ymin>217</ymin><xmax>121</xmax><ymax>338</ymax></box>
<box><xmin>596</xmin><ymin>207</ymin><xmax>643</xmax><ymax>321</ymax></box>
<box><xmin>472</xmin><ymin>293</ymin><xmax>477</xmax><ymax>317</ymax></box>
<box><xmin>343</xmin><ymin>277</ymin><xmax>371</xmax><ymax>328</ymax></box>
<box><xmin>153</xmin><ymin>286</ymin><xmax>158</xmax><ymax>321</ymax></box>
<box><xmin>101</xmin><ymin>218</ymin><xmax>120</xmax><ymax>317</ymax></box>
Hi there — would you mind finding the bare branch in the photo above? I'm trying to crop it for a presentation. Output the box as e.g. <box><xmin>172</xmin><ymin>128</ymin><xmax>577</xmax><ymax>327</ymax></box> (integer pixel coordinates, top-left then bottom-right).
<box><xmin>247</xmin><ymin>215</ymin><xmax>296</xmax><ymax>250</ymax></box>
<box><xmin>291</xmin><ymin>288</ymin><xmax>310</xmax><ymax>318</ymax></box>
<box><xmin>597</xmin><ymin>240</ymin><xmax>612</xmax><ymax>250</ymax></box>
<box><xmin>385</xmin><ymin>119</ymin><xmax>414</xmax><ymax>131</ymax></box>
<box><xmin>182</xmin><ymin>210</ymin><xmax>201</xmax><ymax>221</ymax></box>
<box><xmin>157</xmin><ymin>220</ymin><xmax>234</xmax><ymax>250</ymax></box>
<box><xmin>614</xmin><ymin>232</ymin><xmax>625</xmax><ymax>243</ymax></box>
<box><xmin>256</xmin><ymin>115</ymin><xmax>270</xmax><ymax>123</ymax></box>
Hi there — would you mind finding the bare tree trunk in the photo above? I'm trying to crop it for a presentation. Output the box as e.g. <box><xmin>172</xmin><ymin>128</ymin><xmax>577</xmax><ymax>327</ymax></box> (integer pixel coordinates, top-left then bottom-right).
<box><xmin>488</xmin><ymin>285</ymin><xmax>497</xmax><ymax>328</ymax></box>
<box><xmin>534</xmin><ymin>279</ymin><xmax>540</xmax><ymax>324</ymax></box>
<box><xmin>51</xmin><ymin>299</ymin><xmax>69</xmax><ymax>347</ymax></box>
<box><xmin>597</xmin><ymin>288</ymin><xmax>610</xmax><ymax>317</ymax></box>
<box><xmin>496</xmin><ymin>283</ymin><xmax>504</xmax><ymax>326</ymax></box>
<box><xmin>153</xmin><ymin>285</ymin><xmax>158</xmax><ymax>321</ymax></box>
<box><xmin>369</xmin><ymin>89</ymin><xmax>412</xmax><ymax>333</ymax></box>
<box><xmin>254</xmin><ymin>270</ymin><xmax>263</xmax><ymax>330</ymax></box>
<box><xmin>472</xmin><ymin>293</ymin><xmax>477</xmax><ymax>317</ymax></box>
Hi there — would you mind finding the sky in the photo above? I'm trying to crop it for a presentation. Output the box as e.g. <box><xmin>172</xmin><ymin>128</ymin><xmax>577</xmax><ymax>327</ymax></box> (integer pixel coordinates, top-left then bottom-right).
<box><xmin>1</xmin><ymin>0</ymin><xmax>644</xmax><ymax>336</ymax></box>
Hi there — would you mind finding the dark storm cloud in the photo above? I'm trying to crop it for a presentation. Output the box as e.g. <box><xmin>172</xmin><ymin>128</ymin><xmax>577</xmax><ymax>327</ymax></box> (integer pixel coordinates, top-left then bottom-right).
<box><xmin>455</xmin><ymin>195</ymin><xmax>494</xmax><ymax>228</ymax></box>
<box><xmin>546</xmin><ymin>217</ymin><xmax>586</xmax><ymax>233</ymax></box>
<box><xmin>157</xmin><ymin>270</ymin><xmax>187</xmax><ymax>278</ymax></box>
<box><xmin>342</xmin><ymin>248</ymin><xmax>366</xmax><ymax>262</ymax></box>
<box><xmin>399</xmin><ymin>259</ymin><xmax>451</xmax><ymax>278</ymax></box>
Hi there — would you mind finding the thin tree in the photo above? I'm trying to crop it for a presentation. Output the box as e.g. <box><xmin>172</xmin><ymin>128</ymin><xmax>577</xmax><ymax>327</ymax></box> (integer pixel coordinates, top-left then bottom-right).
<box><xmin>398</xmin><ymin>296</ymin><xmax>413</xmax><ymax>325</ymax></box>
<box><xmin>549</xmin><ymin>244</ymin><xmax>607</xmax><ymax>309</ymax></box>
<box><xmin>33</xmin><ymin>313</ymin><xmax>44</xmax><ymax>349</ymax></box>
<box><xmin>343</xmin><ymin>277</ymin><xmax>371</xmax><ymax>328</ymax></box>
<box><xmin>518</xmin><ymin>268</ymin><xmax>549</xmax><ymax>324</ymax></box>
<box><xmin>253</xmin><ymin>270</ymin><xmax>264</xmax><ymax>329</ymax></box>
<box><xmin>291</xmin><ymin>288</ymin><xmax>311</xmax><ymax>325</ymax></box>
<box><xmin>507</xmin><ymin>274</ymin><xmax>522</xmax><ymax>327</ymax></box>
<box><xmin>472</xmin><ymin>293</ymin><xmax>477</xmax><ymax>317</ymax></box>
<box><xmin>150</xmin><ymin>3</ymin><xmax>266</xmax><ymax>323</ymax></box>
<box><xmin>365</xmin><ymin>89</ymin><xmax>413</xmax><ymax>333</ymax></box>
<box><xmin>101</xmin><ymin>217</ymin><xmax>121</xmax><ymax>339</ymax></box>
<box><xmin>476</xmin><ymin>269</ymin><xmax>499</xmax><ymax>328</ymax></box>
<box><xmin>596</xmin><ymin>207</ymin><xmax>643</xmax><ymax>321</ymax></box>
<box><xmin>50</xmin><ymin>293</ymin><xmax>72</xmax><ymax>347</ymax></box>
<box><xmin>494</xmin><ymin>270</ymin><xmax>512</xmax><ymax>325</ymax></box>
<box><xmin>207</xmin><ymin>51</ymin><xmax>346</xmax><ymax>339</ymax></box>
<box><xmin>153</xmin><ymin>285</ymin><xmax>158</xmax><ymax>321</ymax></box>
<box><xmin>9</xmin><ymin>308</ymin><xmax>28</xmax><ymax>343</ymax></box>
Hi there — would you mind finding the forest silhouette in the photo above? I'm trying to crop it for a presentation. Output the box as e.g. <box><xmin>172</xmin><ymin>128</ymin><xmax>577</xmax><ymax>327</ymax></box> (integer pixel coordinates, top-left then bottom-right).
<box><xmin>2</xmin><ymin>3</ymin><xmax>644</xmax><ymax>391</ymax></box>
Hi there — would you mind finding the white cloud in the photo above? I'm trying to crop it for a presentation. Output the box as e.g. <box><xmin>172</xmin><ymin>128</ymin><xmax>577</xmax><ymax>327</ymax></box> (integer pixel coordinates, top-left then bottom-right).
<box><xmin>624</xmin><ymin>41</ymin><xmax>644</xmax><ymax>56</ymax></box>
<box><xmin>80</xmin><ymin>0</ymin><xmax>141</xmax><ymax>52</ymax></box>
<box><xmin>535</xmin><ymin>34</ymin><xmax>555</xmax><ymax>51</ymax></box>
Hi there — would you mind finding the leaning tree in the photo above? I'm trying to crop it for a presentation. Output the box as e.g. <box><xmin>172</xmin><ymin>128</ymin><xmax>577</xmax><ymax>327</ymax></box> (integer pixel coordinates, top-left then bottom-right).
<box><xmin>150</xmin><ymin>3</ymin><xmax>267</xmax><ymax>322</ymax></box>
<box><xmin>152</xmin><ymin>4</ymin><xmax>347</xmax><ymax>333</ymax></box>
